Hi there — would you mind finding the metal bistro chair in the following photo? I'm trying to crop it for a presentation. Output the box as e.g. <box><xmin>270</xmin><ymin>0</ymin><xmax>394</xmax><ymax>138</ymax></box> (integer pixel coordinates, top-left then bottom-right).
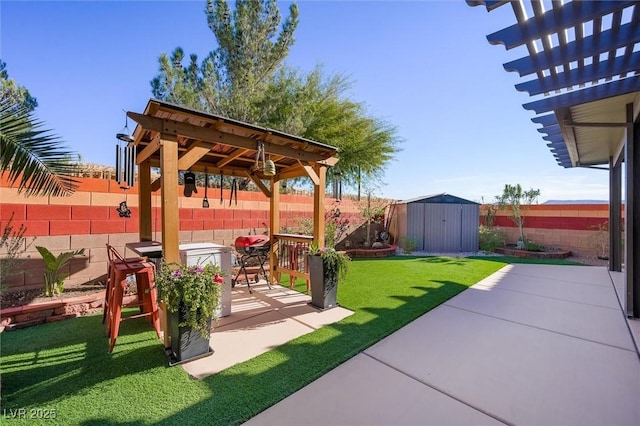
<box><xmin>102</xmin><ymin>244</ymin><xmax>146</xmax><ymax>325</ymax></box>
<box><xmin>104</xmin><ymin>244</ymin><xmax>160</xmax><ymax>352</ymax></box>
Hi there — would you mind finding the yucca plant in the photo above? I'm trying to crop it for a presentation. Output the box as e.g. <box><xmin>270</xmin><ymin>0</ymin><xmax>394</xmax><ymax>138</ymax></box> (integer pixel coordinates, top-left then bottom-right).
<box><xmin>0</xmin><ymin>99</ymin><xmax>79</xmax><ymax>197</ymax></box>
<box><xmin>36</xmin><ymin>246</ymin><xmax>85</xmax><ymax>296</ymax></box>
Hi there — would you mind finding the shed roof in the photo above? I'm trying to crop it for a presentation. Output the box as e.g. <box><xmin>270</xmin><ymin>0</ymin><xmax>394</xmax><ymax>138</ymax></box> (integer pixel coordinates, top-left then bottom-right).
<box><xmin>468</xmin><ymin>1</ymin><xmax>640</xmax><ymax>168</ymax></box>
<box><xmin>399</xmin><ymin>193</ymin><xmax>479</xmax><ymax>205</ymax></box>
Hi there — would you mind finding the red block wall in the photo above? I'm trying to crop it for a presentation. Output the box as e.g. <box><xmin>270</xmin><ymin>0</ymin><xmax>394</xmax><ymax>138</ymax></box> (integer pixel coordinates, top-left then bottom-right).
<box><xmin>0</xmin><ymin>175</ymin><xmax>362</xmax><ymax>291</ymax></box>
<box><xmin>480</xmin><ymin>204</ymin><xmax>619</xmax><ymax>256</ymax></box>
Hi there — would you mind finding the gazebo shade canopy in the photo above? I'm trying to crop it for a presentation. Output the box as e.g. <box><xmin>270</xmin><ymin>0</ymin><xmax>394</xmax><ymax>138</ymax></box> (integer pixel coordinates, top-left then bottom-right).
<box><xmin>468</xmin><ymin>1</ymin><xmax>640</xmax><ymax>168</ymax></box>
<box><xmin>128</xmin><ymin>99</ymin><xmax>338</xmax><ymax>180</ymax></box>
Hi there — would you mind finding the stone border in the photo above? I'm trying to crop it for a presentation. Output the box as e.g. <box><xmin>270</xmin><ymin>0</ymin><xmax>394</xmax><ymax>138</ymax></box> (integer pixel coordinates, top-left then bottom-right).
<box><xmin>0</xmin><ymin>291</ymin><xmax>137</xmax><ymax>332</ymax></box>
<box><xmin>494</xmin><ymin>247</ymin><xmax>572</xmax><ymax>259</ymax></box>
<box><xmin>344</xmin><ymin>246</ymin><xmax>397</xmax><ymax>258</ymax></box>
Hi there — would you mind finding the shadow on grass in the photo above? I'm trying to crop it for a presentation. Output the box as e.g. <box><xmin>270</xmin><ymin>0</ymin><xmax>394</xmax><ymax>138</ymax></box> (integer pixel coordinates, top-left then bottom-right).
<box><xmin>1</xmin><ymin>312</ymin><xmax>166</xmax><ymax>411</ymax></box>
<box><xmin>467</xmin><ymin>256</ymin><xmax>584</xmax><ymax>266</ymax></box>
<box><xmin>155</xmin><ymin>280</ymin><xmax>470</xmax><ymax>425</ymax></box>
<box><xmin>2</xmin><ymin>261</ymin><xmax>486</xmax><ymax>425</ymax></box>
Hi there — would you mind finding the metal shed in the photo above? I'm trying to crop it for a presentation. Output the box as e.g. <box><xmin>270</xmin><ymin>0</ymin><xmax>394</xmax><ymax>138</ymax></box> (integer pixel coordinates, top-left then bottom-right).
<box><xmin>393</xmin><ymin>194</ymin><xmax>479</xmax><ymax>252</ymax></box>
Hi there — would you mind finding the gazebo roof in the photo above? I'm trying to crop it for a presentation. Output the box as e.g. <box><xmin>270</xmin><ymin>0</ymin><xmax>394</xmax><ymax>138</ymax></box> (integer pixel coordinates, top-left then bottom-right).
<box><xmin>128</xmin><ymin>99</ymin><xmax>338</xmax><ymax>181</ymax></box>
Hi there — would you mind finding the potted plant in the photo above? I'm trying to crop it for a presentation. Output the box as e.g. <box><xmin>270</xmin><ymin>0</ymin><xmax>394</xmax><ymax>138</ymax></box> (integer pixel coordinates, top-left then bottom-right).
<box><xmin>155</xmin><ymin>261</ymin><xmax>224</xmax><ymax>364</ymax></box>
<box><xmin>307</xmin><ymin>245</ymin><xmax>350</xmax><ymax>309</ymax></box>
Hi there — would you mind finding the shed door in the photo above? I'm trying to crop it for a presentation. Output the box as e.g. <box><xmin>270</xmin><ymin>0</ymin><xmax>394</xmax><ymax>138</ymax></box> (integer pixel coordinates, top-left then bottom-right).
<box><xmin>407</xmin><ymin>203</ymin><xmax>426</xmax><ymax>251</ymax></box>
<box><xmin>424</xmin><ymin>204</ymin><xmax>462</xmax><ymax>252</ymax></box>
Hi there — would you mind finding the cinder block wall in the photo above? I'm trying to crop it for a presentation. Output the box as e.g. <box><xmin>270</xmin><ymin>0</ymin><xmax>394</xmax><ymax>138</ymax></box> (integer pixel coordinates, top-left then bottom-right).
<box><xmin>0</xmin><ymin>176</ymin><xmax>362</xmax><ymax>291</ymax></box>
<box><xmin>480</xmin><ymin>204</ymin><xmax>618</xmax><ymax>256</ymax></box>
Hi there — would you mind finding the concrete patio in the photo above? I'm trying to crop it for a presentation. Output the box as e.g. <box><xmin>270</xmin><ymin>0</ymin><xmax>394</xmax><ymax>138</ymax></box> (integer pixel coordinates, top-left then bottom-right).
<box><xmin>246</xmin><ymin>264</ymin><xmax>640</xmax><ymax>425</ymax></box>
<box><xmin>182</xmin><ymin>282</ymin><xmax>354</xmax><ymax>379</ymax></box>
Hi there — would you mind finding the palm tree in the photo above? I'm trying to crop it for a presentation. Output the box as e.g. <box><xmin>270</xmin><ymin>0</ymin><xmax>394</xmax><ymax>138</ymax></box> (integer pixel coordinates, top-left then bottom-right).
<box><xmin>0</xmin><ymin>99</ymin><xmax>78</xmax><ymax>197</ymax></box>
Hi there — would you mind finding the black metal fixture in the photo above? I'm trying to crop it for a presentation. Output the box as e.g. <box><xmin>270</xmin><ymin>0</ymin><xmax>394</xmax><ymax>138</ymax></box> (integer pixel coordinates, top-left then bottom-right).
<box><xmin>117</xmin><ymin>201</ymin><xmax>131</xmax><ymax>218</ymax></box>
<box><xmin>115</xmin><ymin>110</ymin><xmax>136</xmax><ymax>190</ymax></box>
<box><xmin>255</xmin><ymin>141</ymin><xmax>276</xmax><ymax>176</ymax></box>
<box><xmin>202</xmin><ymin>173</ymin><xmax>210</xmax><ymax>208</ymax></box>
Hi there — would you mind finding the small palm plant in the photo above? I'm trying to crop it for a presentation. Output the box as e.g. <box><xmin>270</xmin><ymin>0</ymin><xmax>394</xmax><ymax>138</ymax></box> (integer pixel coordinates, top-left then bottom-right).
<box><xmin>36</xmin><ymin>246</ymin><xmax>85</xmax><ymax>296</ymax></box>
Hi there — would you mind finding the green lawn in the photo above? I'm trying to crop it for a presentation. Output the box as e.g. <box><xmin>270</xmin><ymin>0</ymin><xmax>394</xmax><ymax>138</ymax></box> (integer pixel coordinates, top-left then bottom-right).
<box><xmin>0</xmin><ymin>256</ymin><xmax>580</xmax><ymax>425</ymax></box>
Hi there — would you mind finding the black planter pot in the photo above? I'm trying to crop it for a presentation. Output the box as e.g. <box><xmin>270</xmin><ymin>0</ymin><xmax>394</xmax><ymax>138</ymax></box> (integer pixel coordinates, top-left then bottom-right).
<box><xmin>167</xmin><ymin>309</ymin><xmax>213</xmax><ymax>366</ymax></box>
<box><xmin>308</xmin><ymin>254</ymin><xmax>339</xmax><ymax>309</ymax></box>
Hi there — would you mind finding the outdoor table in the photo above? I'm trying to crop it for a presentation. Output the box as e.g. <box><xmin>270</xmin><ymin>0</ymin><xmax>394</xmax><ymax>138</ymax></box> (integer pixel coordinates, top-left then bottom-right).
<box><xmin>126</xmin><ymin>241</ymin><xmax>163</xmax><ymax>259</ymax></box>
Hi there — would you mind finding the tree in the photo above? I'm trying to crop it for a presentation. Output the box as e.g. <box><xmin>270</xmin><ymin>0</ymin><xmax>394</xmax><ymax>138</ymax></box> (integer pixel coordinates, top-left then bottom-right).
<box><xmin>258</xmin><ymin>66</ymin><xmax>401</xmax><ymax>186</ymax></box>
<box><xmin>151</xmin><ymin>0</ymin><xmax>299</xmax><ymax>122</ymax></box>
<box><xmin>150</xmin><ymin>0</ymin><xmax>400</xmax><ymax>188</ymax></box>
<box><xmin>0</xmin><ymin>99</ymin><xmax>79</xmax><ymax>197</ymax></box>
<box><xmin>0</xmin><ymin>60</ymin><xmax>38</xmax><ymax>113</ymax></box>
<box><xmin>495</xmin><ymin>184</ymin><xmax>540</xmax><ymax>245</ymax></box>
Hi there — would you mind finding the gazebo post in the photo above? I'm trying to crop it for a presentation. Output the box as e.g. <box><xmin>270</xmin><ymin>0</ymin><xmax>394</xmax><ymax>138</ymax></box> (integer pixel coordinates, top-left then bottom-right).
<box><xmin>159</xmin><ymin>133</ymin><xmax>180</xmax><ymax>348</ymax></box>
<box><xmin>313</xmin><ymin>165</ymin><xmax>327</xmax><ymax>247</ymax></box>
<box><xmin>269</xmin><ymin>177</ymin><xmax>280</xmax><ymax>284</ymax></box>
<box><xmin>138</xmin><ymin>160</ymin><xmax>153</xmax><ymax>241</ymax></box>
<box><xmin>159</xmin><ymin>134</ymin><xmax>180</xmax><ymax>265</ymax></box>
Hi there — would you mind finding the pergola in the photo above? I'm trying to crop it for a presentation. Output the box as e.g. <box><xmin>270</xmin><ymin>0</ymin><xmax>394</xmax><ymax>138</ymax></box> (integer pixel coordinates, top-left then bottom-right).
<box><xmin>127</xmin><ymin>98</ymin><xmax>339</xmax><ymax>276</ymax></box>
<box><xmin>469</xmin><ymin>1</ymin><xmax>640</xmax><ymax>317</ymax></box>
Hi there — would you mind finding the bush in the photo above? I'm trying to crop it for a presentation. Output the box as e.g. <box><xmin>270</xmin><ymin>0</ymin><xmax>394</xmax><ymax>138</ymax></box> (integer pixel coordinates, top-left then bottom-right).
<box><xmin>479</xmin><ymin>226</ymin><xmax>507</xmax><ymax>252</ymax></box>
<box><xmin>523</xmin><ymin>239</ymin><xmax>542</xmax><ymax>252</ymax></box>
<box><xmin>400</xmin><ymin>237</ymin><xmax>417</xmax><ymax>254</ymax></box>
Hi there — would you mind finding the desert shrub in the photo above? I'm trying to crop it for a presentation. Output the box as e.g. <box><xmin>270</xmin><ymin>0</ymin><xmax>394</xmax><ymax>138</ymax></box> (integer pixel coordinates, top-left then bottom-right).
<box><xmin>523</xmin><ymin>239</ymin><xmax>542</xmax><ymax>252</ymax></box>
<box><xmin>400</xmin><ymin>237</ymin><xmax>417</xmax><ymax>254</ymax></box>
<box><xmin>479</xmin><ymin>226</ymin><xmax>507</xmax><ymax>252</ymax></box>
<box><xmin>0</xmin><ymin>214</ymin><xmax>35</xmax><ymax>293</ymax></box>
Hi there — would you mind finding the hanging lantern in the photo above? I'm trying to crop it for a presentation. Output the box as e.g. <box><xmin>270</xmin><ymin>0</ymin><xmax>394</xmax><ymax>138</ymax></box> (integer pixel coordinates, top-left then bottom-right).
<box><xmin>263</xmin><ymin>159</ymin><xmax>276</xmax><ymax>176</ymax></box>
<box><xmin>254</xmin><ymin>140</ymin><xmax>276</xmax><ymax>176</ymax></box>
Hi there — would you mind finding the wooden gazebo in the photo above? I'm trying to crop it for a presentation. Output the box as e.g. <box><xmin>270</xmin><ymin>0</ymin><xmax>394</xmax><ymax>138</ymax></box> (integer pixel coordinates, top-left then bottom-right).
<box><xmin>127</xmin><ymin>98</ymin><xmax>339</xmax><ymax>278</ymax></box>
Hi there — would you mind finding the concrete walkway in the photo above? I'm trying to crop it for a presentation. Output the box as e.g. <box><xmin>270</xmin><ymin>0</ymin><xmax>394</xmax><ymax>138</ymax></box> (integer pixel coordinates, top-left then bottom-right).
<box><xmin>246</xmin><ymin>264</ymin><xmax>640</xmax><ymax>426</ymax></box>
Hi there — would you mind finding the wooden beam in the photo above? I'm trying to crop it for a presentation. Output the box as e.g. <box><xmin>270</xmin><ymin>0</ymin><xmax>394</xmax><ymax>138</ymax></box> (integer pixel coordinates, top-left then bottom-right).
<box><xmin>127</xmin><ymin>112</ymin><xmax>328</xmax><ymax>163</ymax></box>
<box><xmin>136</xmin><ymin>134</ymin><xmax>160</xmax><ymax>164</ymax></box>
<box><xmin>178</xmin><ymin>140</ymin><xmax>211</xmax><ymax>170</ymax></box>
<box><xmin>147</xmin><ymin>157</ymin><xmax>290</xmax><ymax>180</ymax></box>
<box><xmin>160</xmin><ymin>133</ymin><xmax>180</xmax><ymax>264</ymax></box>
<box><xmin>138</xmin><ymin>160</ymin><xmax>152</xmax><ymax>241</ymax></box>
<box><xmin>245</xmin><ymin>172</ymin><xmax>272</xmax><ymax>198</ymax></box>
<box><xmin>217</xmin><ymin>148</ymin><xmax>251</xmax><ymax>168</ymax></box>
<box><xmin>317</xmin><ymin>156</ymin><xmax>340</xmax><ymax>167</ymax></box>
<box><xmin>151</xmin><ymin>178</ymin><xmax>161</xmax><ymax>192</ymax></box>
<box><xmin>298</xmin><ymin>160</ymin><xmax>320</xmax><ymax>186</ymax></box>
<box><xmin>313</xmin><ymin>165</ymin><xmax>327</xmax><ymax>248</ymax></box>
<box><xmin>269</xmin><ymin>178</ymin><xmax>280</xmax><ymax>284</ymax></box>
<box><xmin>275</xmin><ymin>168</ymin><xmax>308</xmax><ymax>181</ymax></box>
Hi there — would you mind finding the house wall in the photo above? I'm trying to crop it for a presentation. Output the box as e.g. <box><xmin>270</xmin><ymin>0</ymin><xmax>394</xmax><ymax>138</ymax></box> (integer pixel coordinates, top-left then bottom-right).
<box><xmin>0</xmin><ymin>176</ymin><xmax>362</xmax><ymax>291</ymax></box>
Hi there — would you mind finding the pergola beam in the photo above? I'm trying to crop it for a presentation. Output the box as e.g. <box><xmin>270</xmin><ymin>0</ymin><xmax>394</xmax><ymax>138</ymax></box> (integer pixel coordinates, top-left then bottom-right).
<box><xmin>217</xmin><ymin>148</ymin><xmax>251</xmax><ymax>168</ymax></box>
<box><xmin>299</xmin><ymin>160</ymin><xmax>320</xmax><ymax>186</ymax></box>
<box><xmin>128</xmin><ymin>112</ymin><xmax>328</xmax><ymax>163</ymax></box>
<box><xmin>244</xmin><ymin>172</ymin><xmax>272</xmax><ymax>198</ymax></box>
<box><xmin>178</xmin><ymin>140</ymin><xmax>211</xmax><ymax>171</ymax></box>
<box><xmin>136</xmin><ymin>134</ymin><xmax>160</xmax><ymax>165</ymax></box>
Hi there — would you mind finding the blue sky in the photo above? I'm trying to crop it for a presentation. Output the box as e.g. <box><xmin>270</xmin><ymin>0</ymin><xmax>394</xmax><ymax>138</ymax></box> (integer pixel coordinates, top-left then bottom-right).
<box><xmin>2</xmin><ymin>1</ymin><xmax>610</xmax><ymax>202</ymax></box>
